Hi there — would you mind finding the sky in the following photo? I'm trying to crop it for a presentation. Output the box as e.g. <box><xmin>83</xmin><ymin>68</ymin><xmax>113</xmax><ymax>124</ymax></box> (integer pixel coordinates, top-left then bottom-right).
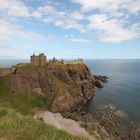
<box><xmin>0</xmin><ymin>0</ymin><xmax>140</xmax><ymax>59</ymax></box>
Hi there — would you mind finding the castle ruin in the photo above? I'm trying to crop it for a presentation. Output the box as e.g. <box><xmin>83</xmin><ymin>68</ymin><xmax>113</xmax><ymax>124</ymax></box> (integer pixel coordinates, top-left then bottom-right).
<box><xmin>63</xmin><ymin>58</ymin><xmax>83</xmax><ymax>65</ymax></box>
<box><xmin>31</xmin><ymin>53</ymin><xmax>47</xmax><ymax>66</ymax></box>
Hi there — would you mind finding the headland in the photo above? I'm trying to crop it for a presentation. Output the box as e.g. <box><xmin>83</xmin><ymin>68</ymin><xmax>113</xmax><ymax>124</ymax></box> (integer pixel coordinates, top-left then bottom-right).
<box><xmin>0</xmin><ymin>53</ymin><xmax>140</xmax><ymax>140</ymax></box>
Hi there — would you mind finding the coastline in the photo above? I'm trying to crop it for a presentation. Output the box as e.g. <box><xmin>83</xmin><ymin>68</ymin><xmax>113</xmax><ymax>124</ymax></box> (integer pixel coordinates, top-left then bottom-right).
<box><xmin>0</xmin><ymin>60</ymin><xmax>140</xmax><ymax>140</ymax></box>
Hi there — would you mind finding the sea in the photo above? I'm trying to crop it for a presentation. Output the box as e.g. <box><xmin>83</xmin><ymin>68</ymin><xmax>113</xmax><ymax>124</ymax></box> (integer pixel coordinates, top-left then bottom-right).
<box><xmin>0</xmin><ymin>59</ymin><xmax>140</xmax><ymax>123</ymax></box>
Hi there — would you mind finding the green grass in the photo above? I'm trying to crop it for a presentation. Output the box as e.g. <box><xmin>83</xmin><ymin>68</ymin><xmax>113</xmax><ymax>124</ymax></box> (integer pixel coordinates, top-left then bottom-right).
<box><xmin>0</xmin><ymin>108</ymin><xmax>7</xmax><ymax>118</ymax></box>
<box><xmin>0</xmin><ymin>81</ymin><xmax>87</xmax><ymax>140</ymax></box>
<box><xmin>0</xmin><ymin>81</ymin><xmax>54</xmax><ymax>115</ymax></box>
<box><xmin>0</xmin><ymin>107</ymin><xmax>86</xmax><ymax>140</ymax></box>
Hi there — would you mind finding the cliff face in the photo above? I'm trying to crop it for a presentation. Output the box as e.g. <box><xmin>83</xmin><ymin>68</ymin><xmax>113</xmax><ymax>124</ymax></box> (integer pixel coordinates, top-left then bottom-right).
<box><xmin>7</xmin><ymin>63</ymin><xmax>97</xmax><ymax>112</ymax></box>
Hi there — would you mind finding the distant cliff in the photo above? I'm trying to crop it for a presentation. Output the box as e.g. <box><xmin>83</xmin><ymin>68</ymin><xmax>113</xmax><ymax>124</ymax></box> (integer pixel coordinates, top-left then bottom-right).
<box><xmin>4</xmin><ymin>63</ymin><xmax>102</xmax><ymax>112</ymax></box>
<box><xmin>0</xmin><ymin>68</ymin><xmax>12</xmax><ymax>76</ymax></box>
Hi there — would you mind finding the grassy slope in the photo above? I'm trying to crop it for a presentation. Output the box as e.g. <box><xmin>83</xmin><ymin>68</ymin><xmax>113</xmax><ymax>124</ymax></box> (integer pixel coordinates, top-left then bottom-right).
<box><xmin>0</xmin><ymin>106</ymin><xmax>86</xmax><ymax>140</ymax></box>
<box><xmin>0</xmin><ymin>80</ymin><xmax>86</xmax><ymax>140</ymax></box>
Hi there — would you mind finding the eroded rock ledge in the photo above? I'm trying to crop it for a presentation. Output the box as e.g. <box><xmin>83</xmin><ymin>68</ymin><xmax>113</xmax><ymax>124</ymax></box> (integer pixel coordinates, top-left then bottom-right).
<box><xmin>4</xmin><ymin>63</ymin><xmax>105</xmax><ymax>112</ymax></box>
<box><xmin>63</xmin><ymin>105</ymin><xmax>140</xmax><ymax>140</ymax></box>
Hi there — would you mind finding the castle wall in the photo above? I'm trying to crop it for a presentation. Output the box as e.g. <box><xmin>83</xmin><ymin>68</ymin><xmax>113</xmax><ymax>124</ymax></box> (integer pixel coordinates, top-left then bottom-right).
<box><xmin>31</xmin><ymin>53</ymin><xmax>47</xmax><ymax>66</ymax></box>
<box><xmin>31</xmin><ymin>56</ymin><xmax>40</xmax><ymax>66</ymax></box>
<box><xmin>39</xmin><ymin>54</ymin><xmax>46</xmax><ymax>66</ymax></box>
<box><xmin>64</xmin><ymin>60</ymin><xmax>83</xmax><ymax>65</ymax></box>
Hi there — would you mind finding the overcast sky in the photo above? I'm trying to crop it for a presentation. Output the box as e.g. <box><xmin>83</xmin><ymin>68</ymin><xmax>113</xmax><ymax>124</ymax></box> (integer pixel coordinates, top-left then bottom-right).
<box><xmin>0</xmin><ymin>0</ymin><xmax>140</xmax><ymax>59</ymax></box>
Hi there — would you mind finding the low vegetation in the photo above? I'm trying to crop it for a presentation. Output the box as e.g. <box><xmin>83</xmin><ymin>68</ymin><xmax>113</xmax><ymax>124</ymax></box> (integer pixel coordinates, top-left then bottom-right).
<box><xmin>0</xmin><ymin>80</ymin><xmax>85</xmax><ymax>140</ymax></box>
<box><xmin>0</xmin><ymin>106</ymin><xmax>86</xmax><ymax>140</ymax></box>
<box><xmin>0</xmin><ymin>80</ymin><xmax>49</xmax><ymax>115</ymax></box>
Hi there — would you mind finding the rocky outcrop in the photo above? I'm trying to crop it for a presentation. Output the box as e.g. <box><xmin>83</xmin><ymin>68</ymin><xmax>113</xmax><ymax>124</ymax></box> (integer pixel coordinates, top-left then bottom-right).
<box><xmin>93</xmin><ymin>76</ymin><xmax>109</xmax><ymax>88</ymax></box>
<box><xmin>63</xmin><ymin>105</ymin><xmax>140</xmax><ymax>140</ymax></box>
<box><xmin>34</xmin><ymin>111</ymin><xmax>94</xmax><ymax>140</ymax></box>
<box><xmin>5</xmin><ymin>63</ymin><xmax>101</xmax><ymax>112</ymax></box>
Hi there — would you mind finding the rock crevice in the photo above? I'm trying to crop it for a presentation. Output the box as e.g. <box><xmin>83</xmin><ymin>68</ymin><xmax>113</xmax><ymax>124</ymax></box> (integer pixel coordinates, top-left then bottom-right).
<box><xmin>6</xmin><ymin>63</ymin><xmax>104</xmax><ymax>112</ymax></box>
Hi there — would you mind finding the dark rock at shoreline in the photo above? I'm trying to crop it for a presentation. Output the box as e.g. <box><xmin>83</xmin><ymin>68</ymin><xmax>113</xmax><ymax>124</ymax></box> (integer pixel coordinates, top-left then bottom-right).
<box><xmin>94</xmin><ymin>76</ymin><xmax>109</xmax><ymax>83</ymax></box>
<box><xmin>63</xmin><ymin>104</ymin><xmax>140</xmax><ymax>140</ymax></box>
<box><xmin>93</xmin><ymin>79</ymin><xmax>104</xmax><ymax>88</ymax></box>
<box><xmin>92</xmin><ymin>75</ymin><xmax>109</xmax><ymax>88</ymax></box>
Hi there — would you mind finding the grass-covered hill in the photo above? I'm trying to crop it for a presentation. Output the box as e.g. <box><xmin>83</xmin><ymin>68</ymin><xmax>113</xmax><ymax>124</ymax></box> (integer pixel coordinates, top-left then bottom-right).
<box><xmin>0</xmin><ymin>80</ymin><xmax>86</xmax><ymax>140</ymax></box>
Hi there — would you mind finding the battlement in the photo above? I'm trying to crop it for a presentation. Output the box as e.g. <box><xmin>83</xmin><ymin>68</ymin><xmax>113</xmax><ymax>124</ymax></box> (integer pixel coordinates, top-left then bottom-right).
<box><xmin>31</xmin><ymin>53</ymin><xmax>47</xmax><ymax>66</ymax></box>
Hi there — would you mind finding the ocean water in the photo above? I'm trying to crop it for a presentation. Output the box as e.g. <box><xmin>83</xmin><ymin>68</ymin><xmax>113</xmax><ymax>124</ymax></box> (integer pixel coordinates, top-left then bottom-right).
<box><xmin>0</xmin><ymin>59</ymin><xmax>140</xmax><ymax>122</ymax></box>
<box><xmin>0</xmin><ymin>59</ymin><xmax>29</xmax><ymax>67</ymax></box>
<box><xmin>84</xmin><ymin>59</ymin><xmax>140</xmax><ymax>123</ymax></box>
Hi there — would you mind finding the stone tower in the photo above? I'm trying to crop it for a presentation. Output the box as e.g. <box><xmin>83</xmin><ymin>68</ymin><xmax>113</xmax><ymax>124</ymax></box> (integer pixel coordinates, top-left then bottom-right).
<box><xmin>31</xmin><ymin>53</ymin><xmax>47</xmax><ymax>66</ymax></box>
<box><xmin>39</xmin><ymin>53</ymin><xmax>47</xmax><ymax>66</ymax></box>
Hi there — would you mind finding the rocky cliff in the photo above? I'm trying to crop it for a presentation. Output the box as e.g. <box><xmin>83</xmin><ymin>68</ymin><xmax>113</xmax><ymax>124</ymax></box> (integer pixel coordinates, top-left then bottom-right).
<box><xmin>5</xmin><ymin>63</ymin><xmax>102</xmax><ymax>112</ymax></box>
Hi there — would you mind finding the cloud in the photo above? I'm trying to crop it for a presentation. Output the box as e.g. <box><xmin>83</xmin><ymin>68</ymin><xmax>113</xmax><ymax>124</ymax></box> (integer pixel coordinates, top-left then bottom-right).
<box><xmin>0</xmin><ymin>0</ymin><xmax>30</xmax><ymax>17</ymax></box>
<box><xmin>30</xmin><ymin>0</ymin><xmax>140</xmax><ymax>43</ymax></box>
<box><xmin>100</xmin><ymin>24</ymin><xmax>140</xmax><ymax>43</ymax></box>
<box><xmin>87</xmin><ymin>14</ymin><xmax>140</xmax><ymax>43</ymax></box>
<box><xmin>0</xmin><ymin>19</ymin><xmax>49</xmax><ymax>41</ymax></box>
<box><xmin>0</xmin><ymin>1</ymin><xmax>51</xmax><ymax>42</ymax></box>
<box><xmin>70</xmin><ymin>38</ymin><xmax>91</xmax><ymax>43</ymax></box>
<box><xmin>0</xmin><ymin>0</ymin><xmax>139</xmax><ymax>43</ymax></box>
<box><xmin>65</xmin><ymin>34</ymin><xmax>90</xmax><ymax>43</ymax></box>
<box><xmin>71</xmin><ymin>11</ymin><xmax>85</xmax><ymax>20</ymax></box>
<box><xmin>72</xmin><ymin>0</ymin><xmax>140</xmax><ymax>15</ymax></box>
<box><xmin>32</xmin><ymin>4</ymin><xmax>86</xmax><ymax>32</ymax></box>
<box><xmin>32</xmin><ymin>5</ymin><xmax>55</xmax><ymax>19</ymax></box>
<box><xmin>71</xmin><ymin>0</ymin><xmax>140</xmax><ymax>42</ymax></box>
<box><xmin>0</xmin><ymin>48</ymin><xmax>25</xmax><ymax>57</ymax></box>
<box><xmin>0</xmin><ymin>45</ymin><xmax>39</xmax><ymax>59</ymax></box>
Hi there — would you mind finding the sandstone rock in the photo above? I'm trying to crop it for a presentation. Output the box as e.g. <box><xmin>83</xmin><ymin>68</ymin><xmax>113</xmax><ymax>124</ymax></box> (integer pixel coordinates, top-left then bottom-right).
<box><xmin>6</xmin><ymin>63</ymin><xmax>96</xmax><ymax>112</ymax></box>
<box><xmin>114</xmin><ymin>110</ymin><xmax>127</xmax><ymax>119</ymax></box>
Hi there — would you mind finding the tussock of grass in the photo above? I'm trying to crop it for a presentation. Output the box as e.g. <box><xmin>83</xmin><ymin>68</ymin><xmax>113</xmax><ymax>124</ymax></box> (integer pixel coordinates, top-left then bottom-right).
<box><xmin>0</xmin><ymin>107</ymin><xmax>85</xmax><ymax>140</ymax></box>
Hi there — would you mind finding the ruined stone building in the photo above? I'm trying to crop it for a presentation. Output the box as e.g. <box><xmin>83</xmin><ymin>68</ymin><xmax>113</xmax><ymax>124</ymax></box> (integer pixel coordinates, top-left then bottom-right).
<box><xmin>31</xmin><ymin>53</ymin><xmax>47</xmax><ymax>66</ymax></box>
